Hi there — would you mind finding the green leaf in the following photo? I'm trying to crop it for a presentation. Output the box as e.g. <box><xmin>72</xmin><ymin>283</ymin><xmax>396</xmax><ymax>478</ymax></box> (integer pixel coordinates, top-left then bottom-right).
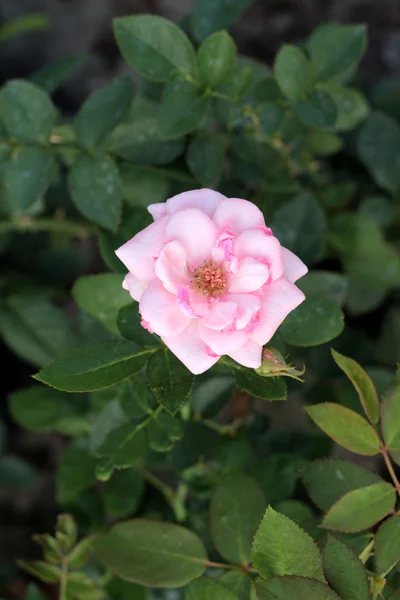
<box><xmin>96</xmin><ymin>422</ymin><xmax>147</xmax><ymax>479</ymax></box>
<box><xmin>320</xmin><ymin>182</ymin><xmax>356</xmax><ymax>211</ymax></box>
<box><xmin>375</xmin><ymin>516</ymin><xmax>400</xmax><ymax>574</ymax></box>
<box><xmin>32</xmin><ymin>534</ymin><xmax>63</xmax><ymax>564</ymax></box>
<box><xmin>271</xmin><ymin>191</ymin><xmax>327</xmax><ymax>266</ymax></box>
<box><xmin>157</xmin><ymin>82</ymin><xmax>209</xmax><ymax>139</ymax></box>
<box><xmin>69</xmin><ymin>152</ymin><xmax>122</xmax><ymax>231</ymax></box>
<box><xmin>113</xmin><ymin>15</ymin><xmax>196</xmax><ymax>82</ymax></box>
<box><xmin>110</xmin><ymin>118</ymin><xmax>184</xmax><ymax>165</ymax></box>
<box><xmin>0</xmin><ymin>455</ymin><xmax>36</xmax><ymax>490</ymax></box>
<box><xmin>17</xmin><ymin>561</ymin><xmax>61</xmax><ymax>584</ymax></box>
<box><xmin>119</xmin><ymin>378</ymin><xmax>151</xmax><ymax>419</ymax></box>
<box><xmin>359</xmin><ymin>194</ymin><xmax>393</xmax><ymax>227</ymax></box>
<box><xmin>186</xmin><ymin>135</ymin><xmax>225</xmax><ymax>186</ymax></box>
<box><xmin>55</xmin><ymin>514</ymin><xmax>78</xmax><ymax>553</ymax></box>
<box><xmin>30</xmin><ymin>55</ymin><xmax>86</xmax><ymax>94</ymax></box>
<box><xmin>117</xmin><ymin>303</ymin><xmax>159</xmax><ymax>347</ymax></box>
<box><xmin>381</xmin><ymin>380</ymin><xmax>400</xmax><ymax>465</ymax></box>
<box><xmin>34</xmin><ymin>339</ymin><xmax>154</xmax><ymax>392</ymax></box>
<box><xmin>323</xmin><ymin>536</ymin><xmax>369</xmax><ymax>600</ymax></box>
<box><xmin>94</xmin><ymin>519</ymin><xmax>207</xmax><ymax>587</ymax></box>
<box><xmin>0</xmin><ymin>80</ymin><xmax>57</xmax><ymax>143</ymax></box>
<box><xmin>0</xmin><ymin>147</ymin><xmax>54</xmax><ymax>214</ymax></box>
<box><xmin>75</xmin><ymin>77</ymin><xmax>135</xmax><ymax>148</ymax></box>
<box><xmin>252</xmin><ymin>507</ymin><xmax>325</xmax><ymax>581</ymax></box>
<box><xmin>253</xmin><ymin>454</ymin><xmax>307</xmax><ymax>505</ymax></box>
<box><xmin>303</xmin><ymin>459</ymin><xmax>382</xmax><ymax>511</ymax></box>
<box><xmin>89</xmin><ymin>398</ymin><xmax>128</xmax><ymax>452</ymax></box>
<box><xmin>331</xmin><ymin>349</ymin><xmax>379</xmax><ymax>424</ymax></box>
<box><xmin>147</xmin><ymin>411</ymin><xmax>183</xmax><ymax>452</ymax></box>
<box><xmin>147</xmin><ymin>348</ymin><xmax>194</xmax><ymax>415</ymax></box>
<box><xmin>305</xmin><ymin>403</ymin><xmax>380</xmax><ymax>455</ymax></box>
<box><xmin>0</xmin><ymin>13</ymin><xmax>51</xmax><ymax>44</ymax></box>
<box><xmin>296</xmin><ymin>89</ymin><xmax>337</xmax><ymax>129</ymax></box>
<box><xmin>191</xmin><ymin>0</ymin><xmax>255</xmax><ymax>41</ymax></box>
<box><xmin>66</xmin><ymin>572</ymin><xmax>103</xmax><ymax>600</ymax></box>
<box><xmin>234</xmin><ymin>370</ymin><xmax>287</xmax><ymax>401</ymax></box>
<box><xmin>274</xmin><ymin>45</ymin><xmax>315</xmax><ymax>102</ymax></box>
<box><xmin>119</xmin><ymin>164</ymin><xmax>168</xmax><ymax>208</ymax></box>
<box><xmin>325</xmin><ymin>83</ymin><xmax>369</xmax><ymax>131</ymax></box>
<box><xmin>322</xmin><ymin>482</ymin><xmax>396</xmax><ymax>532</ymax></box>
<box><xmin>210</xmin><ymin>472</ymin><xmax>266</xmax><ymax>565</ymax></box>
<box><xmin>198</xmin><ymin>31</ymin><xmax>236</xmax><ymax>90</ymax></box>
<box><xmin>218</xmin><ymin>571</ymin><xmax>250</xmax><ymax>600</ymax></box>
<box><xmin>357</xmin><ymin>112</ymin><xmax>400</xmax><ymax>195</ymax></box>
<box><xmin>275</xmin><ymin>500</ymin><xmax>314</xmax><ymax>526</ymax></box>
<box><xmin>56</xmin><ymin>439</ymin><xmax>97</xmax><ymax>503</ymax></box>
<box><xmin>307</xmin><ymin>131</ymin><xmax>343</xmax><ymax>155</ymax></box>
<box><xmin>255</xmin><ymin>576</ymin><xmax>341</xmax><ymax>600</ymax></box>
<box><xmin>104</xmin><ymin>469</ymin><xmax>144</xmax><ymax>518</ymax></box>
<box><xmin>72</xmin><ymin>274</ymin><xmax>128</xmax><ymax>334</ymax></box>
<box><xmin>185</xmin><ymin>576</ymin><xmax>239</xmax><ymax>600</ymax></box>
<box><xmin>279</xmin><ymin>297</ymin><xmax>344</xmax><ymax>347</ymax></box>
<box><xmin>9</xmin><ymin>385</ymin><xmax>88</xmax><ymax>435</ymax></box>
<box><xmin>297</xmin><ymin>272</ymin><xmax>348</xmax><ymax>307</ymax></box>
<box><xmin>258</xmin><ymin>103</ymin><xmax>285</xmax><ymax>136</ymax></box>
<box><xmin>67</xmin><ymin>538</ymin><xmax>93</xmax><ymax>569</ymax></box>
<box><xmin>309</xmin><ymin>24</ymin><xmax>367</xmax><ymax>81</ymax></box>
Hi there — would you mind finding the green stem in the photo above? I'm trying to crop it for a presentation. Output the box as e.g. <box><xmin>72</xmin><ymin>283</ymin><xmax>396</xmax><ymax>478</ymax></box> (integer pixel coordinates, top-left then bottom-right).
<box><xmin>59</xmin><ymin>558</ymin><xmax>68</xmax><ymax>600</ymax></box>
<box><xmin>359</xmin><ymin>538</ymin><xmax>374</xmax><ymax>564</ymax></box>
<box><xmin>0</xmin><ymin>217</ymin><xmax>96</xmax><ymax>238</ymax></box>
<box><xmin>380</xmin><ymin>445</ymin><xmax>400</xmax><ymax>496</ymax></box>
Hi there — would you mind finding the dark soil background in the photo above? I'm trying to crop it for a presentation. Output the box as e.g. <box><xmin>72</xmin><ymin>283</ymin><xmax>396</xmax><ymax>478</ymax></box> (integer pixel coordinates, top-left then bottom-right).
<box><xmin>1</xmin><ymin>0</ymin><xmax>400</xmax><ymax>596</ymax></box>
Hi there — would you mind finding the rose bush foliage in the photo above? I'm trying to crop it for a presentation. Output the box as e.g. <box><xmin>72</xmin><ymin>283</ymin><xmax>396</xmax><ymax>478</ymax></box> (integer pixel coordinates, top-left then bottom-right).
<box><xmin>1</xmin><ymin>1</ymin><xmax>400</xmax><ymax>599</ymax></box>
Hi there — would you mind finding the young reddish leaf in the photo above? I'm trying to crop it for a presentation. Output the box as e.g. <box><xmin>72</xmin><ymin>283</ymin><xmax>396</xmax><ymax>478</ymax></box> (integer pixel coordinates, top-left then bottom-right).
<box><xmin>305</xmin><ymin>403</ymin><xmax>380</xmax><ymax>455</ymax></box>
<box><xmin>331</xmin><ymin>349</ymin><xmax>379</xmax><ymax>424</ymax></box>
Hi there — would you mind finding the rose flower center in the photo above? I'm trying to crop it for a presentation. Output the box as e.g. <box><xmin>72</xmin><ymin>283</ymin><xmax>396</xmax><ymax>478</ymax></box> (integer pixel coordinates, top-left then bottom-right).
<box><xmin>190</xmin><ymin>259</ymin><xmax>227</xmax><ymax>298</ymax></box>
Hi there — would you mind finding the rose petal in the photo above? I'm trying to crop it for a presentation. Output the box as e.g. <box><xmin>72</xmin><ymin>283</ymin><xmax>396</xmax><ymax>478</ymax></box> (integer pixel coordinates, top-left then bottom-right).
<box><xmin>154</xmin><ymin>241</ymin><xmax>189</xmax><ymax>294</ymax></box>
<box><xmin>228</xmin><ymin>257</ymin><xmax>270</xmax><ymax>293</ymax></box>
<box><xmin>251</xmin><ymin>277</ymin><xmax>305</xmax><ymax>345</ymax></box>
<box><xmin>199</xmin><ymin>322</ymin><xmax>247</xmax><ymax>355</ymax></box>
<box><xmin>213</xmin><ymin>198</ymin><xmax>265</xmax><ymax>234</ymax></box>
<box><xmin>229</xmin><ymin>294</ymin><xmax>261</xmax><ymax>330</ymax></box>
<box><xmin>165</xmin><ymin>208</ymin><xmax>218</xmax><ymax>264</ymax></box>
<box><xmin>147</xmin><ymin>203</ymin><xmax>166</xmax><ymax>221</ymax></box>
<box><xmin>139</xmin><ymin>280</ymin><xmax>190</xmax><ymax>337</ymax></box>
<box><xmin>122</xmin><ymin>273</ymin><xmax>147</xmax><ymax>302</ymax></box>
<box><xmin>163</xmin><ymin>321</ymin><xmax>220</xmax><ymax>375</ymax></box>
<box><xmin>228</xmin><ymin>339</ymin><xmax>263</xmax><ymax>368</ymax></box>
<box><xmin>282</xmin><ymin>247</ymin><xmax>308</xmax><ymax>282</ymax></box>
<box><xmin>234</xmin><ymin>230</ymin><xmax>284</xmax><ymax>280</ymax></box>
<box><xmin>165</xmin><ymin>188</ymin><xmax>226</xmax><ymax>218</ymax></box>
<box><xmin>115</xmin><ymin>217</ymin><xmax>167</xmax><ymax>281</ymax></box>
<box><xmin>201</xmin><ymin>301</ymin><xmax>238</xmax><ymax>331</ymax></box>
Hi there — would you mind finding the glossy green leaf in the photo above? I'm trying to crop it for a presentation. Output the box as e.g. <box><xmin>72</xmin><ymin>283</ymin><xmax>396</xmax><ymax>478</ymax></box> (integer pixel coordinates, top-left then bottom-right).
<box><xmin>297</xmin><ymin>272</ymin><xmax>348</xmax><ymax>307</ymax></box>
<box><xmin>210</xmin><ymin>472</ymin><xmax>266</xmax><ymax>565</ymax></box>
<box><xmin>186</xmin><ymin>135</ymin><xmax>225</xmax><ymax>186</ymax></box>
<box><xmin>117</xmin><ymin>303</ymin><xmax>159</xmax><ymax>347</ymax></box>
<box><xmin>0</xmin><ymin>147</ymin><xmax>54</xmax><ymax>214</ymax></box>
<box><xmin>0</xmin><ymin>79</ymin><xmax>57</xmax><ymax>143</ymax></box>
<box><xmin>104</xmin><ymin>469</ymin><xmax>144</xmax><ymax>518</ymax></box>
<box><xmin>381</xmin><ymin>379</ymin><xmax>400</xmax><ymax>465</ymax></box>
<box><xmin>147</xmin><ymin>348</ymin><xmax>194</xmax><ymax>415</ymax></box>
<box><xmin>147</xmin><ymin>411</ymin><xmax>183</xmax><ymax>452</ymax></box>
<box><xmin>280</xmin><ymin>297</ymin><xmax>344</xmax><ymax>347</ymax></box>
<box><xmin>9</xmin><ymin>385</ymin><xmax>87</xmax><ymax>435</ymax></box>
<box><xmin>157</xmin><ymin>83</ymin><xmax>209</xmax><ymax>139</ymax></box>
<box><xmin>56</xmin><ymin>439</ymin><xmax>97</xmax><ymax>503</ymax></box>
<box><xmin>255</xmin><ymin>576</ymin><xmax>341</xmax><ymax>600</ymax></box>
<box><xmin>323</xmin><ymin>536</ymin><xmax>369</xmax><ymax>600</ymax></box>
<box><xmin>325</xmin><ymin>83</ymin><xmax>369</xmax><ymax>131</ymax></box>
<box><xmin>322</xmin><ymin>482</ymin><xmax>396</xmax><ymax>532</ymax></box>
<box><xmin>274</xmin><ymin>45</ymin><xmax>314</xmax><ymax>102</ymax></box>
<box><xmin>357</xmin><ymin>112</ymin><xmax>400</xmax><ymax>195</ymax></box>
<box><xmin>73</xmin><ymin>274</ymin><xmax>128</xmax><ymax>334</ymax></box>
<box><xmin>331</xmin><ymin>349</ymin><xmax>379</xmax><ymax>424</ymax></box>
<box><xmin>198</xmin><ymin>31</ymin><xmax>236</xmax><ymax>90</ymax></box>
<box><xmin>305</xmin><ymin>403</ymin><xmax>380</xmax><ymax>455</ymax></box>
<box><xmin>94</xmin><ymin>519</ymin><xmax>207</xmax><ymax>587</ymax></box>
<box><xmin>375</xmin><ymin>516</ymin><xmax>400</xmax><ymax>574</ymax></box>
<box><xmin>95</xmin><ymin>423</ymin><xmax>147</xmax><ymax>480</ymax></box>
<box><xmin>113</xmin><ymin>15</ymin><xmax>196</xmax><ymax>82</ymax></box>
<box><xmin>309</xmin><ymin>25</ymin><xmax>367</xmax><ymax>81</ymax></box>
<box><xmin>185</xmin><ymin>576</ymin><xmax>239</xmax><ymax>600</ymax></box>
<box><xmin>303</xmin><ymin>459</ymin><xmax>382</xmax><ymax>511</ymax></box>
<box><xmin>252</xmin><ymin>507</ymin><xmax>325</xmax><ymax>580</ymax></box>
<box><xmin>296</xmin><ymin>89</ymin><xmax>337</xmax><ymax>129</ymax></box>
<box><xmin>218</xmin><ymin>571</ymin><xmax>250</xmax><ymax>600</ymax></box>
<box><xmin>234</xmin><ymin>370</ymin><xmax>287</xmax><ymax>401</ymax></box>
<box><xmin>119</xmin><ymin>164</ymin><xmax>168</xmax><ymax>208</ymax></box>
<box><xmin>271</xmin><ymin>191</ymin><xmax>327</xmax><ymax>266</ymax></box>
<box><xmin>69</xmin><ymin>152</ymin><xmax>122</xmax><ymax>231</ymax></box>
<box><xmin>75</xmin><ymin>77</ymin><xmax>134</xmax><ymax>148</ymax></box>
<box><xmin>191</xmin><ymin>0</ymin><xmax>255</xmax><ymax>41</ymax></box>
<box><xmin>34</xmin><ymin>339</ymin><xmax>154</xmax><ymax>392</ymax></box>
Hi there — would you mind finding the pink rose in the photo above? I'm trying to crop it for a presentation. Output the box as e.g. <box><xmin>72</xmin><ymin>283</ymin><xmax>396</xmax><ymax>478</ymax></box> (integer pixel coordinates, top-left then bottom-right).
<box><xmin>116</xmin><ymin>189</ymin><xmax>307</xmax><ymax>375</ymax></box>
